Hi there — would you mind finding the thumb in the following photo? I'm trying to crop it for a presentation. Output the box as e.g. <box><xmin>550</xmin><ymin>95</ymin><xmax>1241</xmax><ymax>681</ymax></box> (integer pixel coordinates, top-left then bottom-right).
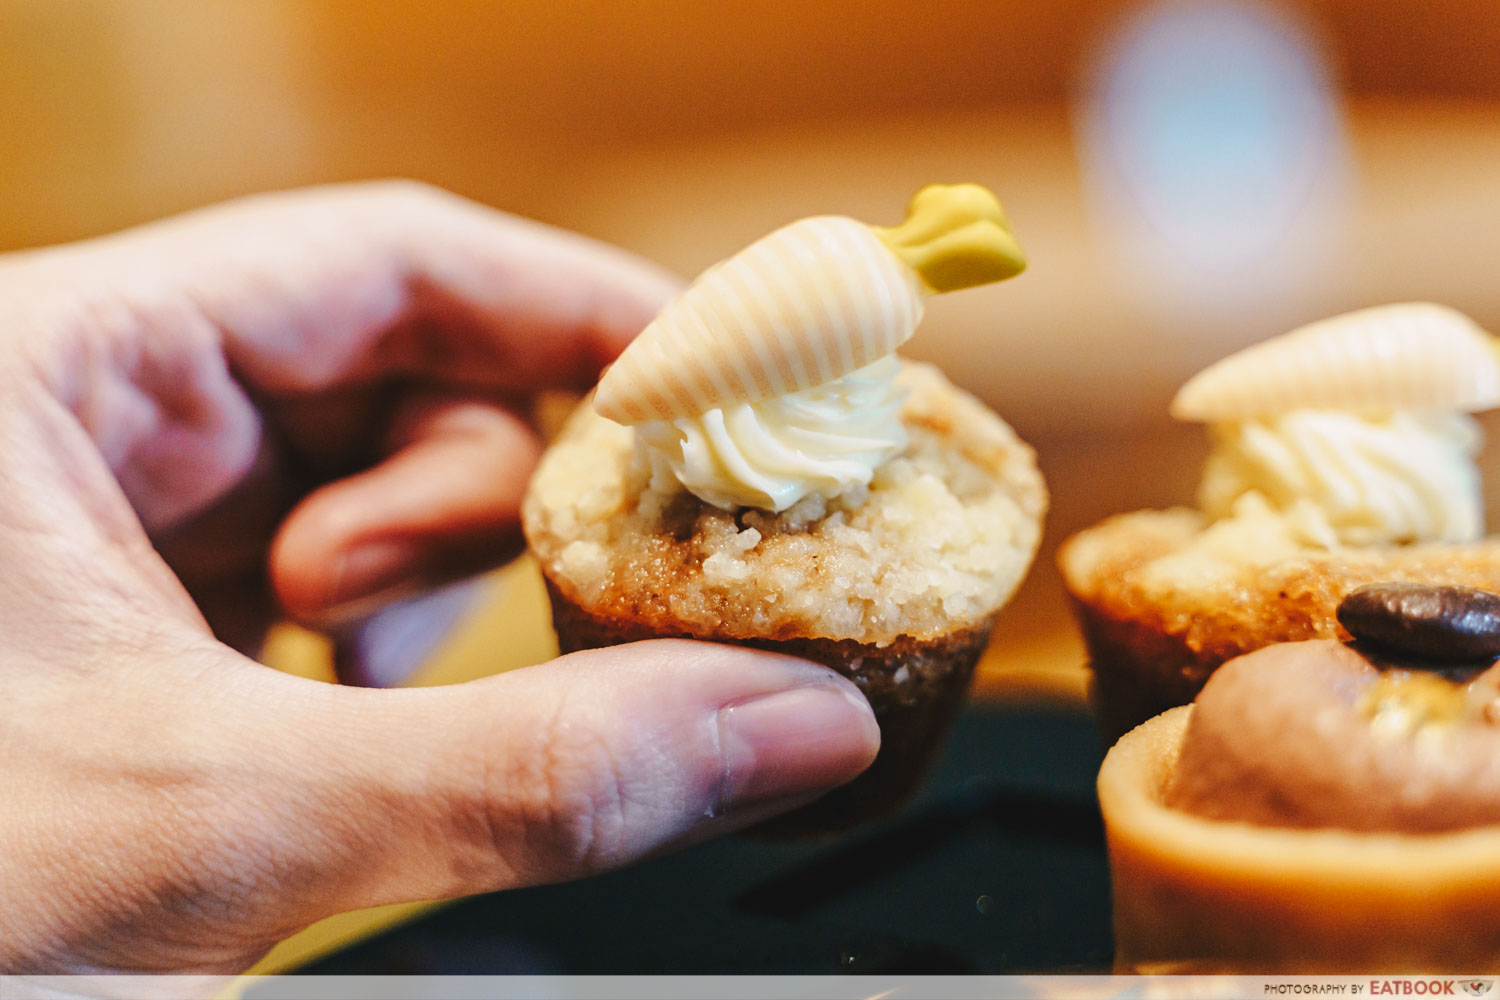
<box><xmin>241</xmin><ymin>640</ymin><xmax>879</xmax><ymax>921</ymax></box>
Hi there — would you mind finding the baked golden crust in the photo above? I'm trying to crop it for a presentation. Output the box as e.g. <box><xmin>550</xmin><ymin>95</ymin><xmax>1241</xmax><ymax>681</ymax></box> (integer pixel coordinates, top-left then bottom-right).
<box><xmin>1060</xmin><ymin>508</ymin><xmax>1500</xmax><ymax>740</ymax></box>
<box><xmin>524</xmin><ymin>362</ymin><xmax>1046</xmax><ymax>647</ymax></box>
<box><xmin>1102</xmin><ymin>706</ymin><xmax>1500</xmax><ymax>972</ymax></box>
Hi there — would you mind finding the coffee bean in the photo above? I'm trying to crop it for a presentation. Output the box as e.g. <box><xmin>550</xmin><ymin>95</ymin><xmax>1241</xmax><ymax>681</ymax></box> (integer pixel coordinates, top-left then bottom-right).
<box><xmin>1337</xmin><ymin>582</ymin><xmax>1500</xmax><ymax>663</ymax></box>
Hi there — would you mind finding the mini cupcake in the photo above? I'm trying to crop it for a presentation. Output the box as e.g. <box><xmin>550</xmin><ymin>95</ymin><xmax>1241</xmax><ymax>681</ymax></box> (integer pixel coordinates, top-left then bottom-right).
<box><xmin>1059</xmin><ymin>303</ymin><xmax>1500</xmax><ymax>741</ymax></box>
<box><xmin>1100</xmin><ymin>583</ymin><xmax>1500</xmax><ymax>972</ymax></box>
<box><xmin>523</xmin><ymin>185</ymin><xmax>1046</xmax><ymax>832</ymax></box>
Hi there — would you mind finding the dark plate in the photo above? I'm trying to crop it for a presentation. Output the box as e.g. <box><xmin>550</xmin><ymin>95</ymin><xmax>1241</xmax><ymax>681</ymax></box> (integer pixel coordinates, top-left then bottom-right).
<box><xmin>297</xmin><ymin>703</ymin><xmax>1111</xmax><ymax>975</ymax></box>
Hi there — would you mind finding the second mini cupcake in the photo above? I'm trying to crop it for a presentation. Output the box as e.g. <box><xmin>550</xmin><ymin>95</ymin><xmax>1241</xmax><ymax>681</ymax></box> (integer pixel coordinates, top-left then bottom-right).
<box><xmin>523</xmin><ymin>185</ymin><xmax>1047</xmax><ymax>832</ymax></box>
<box><xmin>1061</xmin><ymin>303</ymin><xmax>1500</xmax><ymax>741</ymax></box>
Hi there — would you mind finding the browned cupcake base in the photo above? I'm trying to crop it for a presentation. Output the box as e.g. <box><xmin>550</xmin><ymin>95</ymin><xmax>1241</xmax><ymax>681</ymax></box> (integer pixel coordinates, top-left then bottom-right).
<box><xmin>1060</xmin><ymin>508</ymin><xmax>1500</xmax><ymax>744</ymax></box>
<box><xmin>1068</xmin><ymin>594</ymin><xmax>1226</xmax><ymax>747</ymax></box>
<box><xmin>545</xmin><ymin>576</ymin><xmax>994</xmax><ymax>835</ymax></box>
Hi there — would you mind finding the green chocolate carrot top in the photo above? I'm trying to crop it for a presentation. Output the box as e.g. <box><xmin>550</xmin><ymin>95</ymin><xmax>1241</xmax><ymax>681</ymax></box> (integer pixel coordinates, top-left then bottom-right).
<box><xmin>873</xmin><ymin>183</ymin><xmax>1027</xmax><ymax>293</ymax></box>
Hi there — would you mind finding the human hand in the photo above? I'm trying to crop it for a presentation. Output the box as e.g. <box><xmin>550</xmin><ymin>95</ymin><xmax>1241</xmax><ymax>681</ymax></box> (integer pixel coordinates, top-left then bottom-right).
<box><xmin>0</xmin><ymin>182</ymin><xmax>879</xmax><ymax>974</ymax></box>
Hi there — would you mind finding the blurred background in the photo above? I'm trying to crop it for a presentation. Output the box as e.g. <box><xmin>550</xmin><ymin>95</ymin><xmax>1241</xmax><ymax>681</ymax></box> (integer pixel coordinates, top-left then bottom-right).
<box><xmin>6</xmin><ymin>0</ymin><xmax>1499</xmax><ymax>969</ymax></box>
<box><xmin>7</xmin><ymin>0</ymin><xmax>1499</xmax><ymax>624</ymax></box>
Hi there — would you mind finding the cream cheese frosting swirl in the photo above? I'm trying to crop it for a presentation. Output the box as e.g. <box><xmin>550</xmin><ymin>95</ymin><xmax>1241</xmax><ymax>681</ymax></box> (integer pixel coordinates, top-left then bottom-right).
<box><xmin>634</xmin><ymin>357</ymin><xmax>907</xmax><ymax>511</ymax></box>
<box><xmin>1173</xmin><ymin>304</ymin><xmax>1500</xmax><ymax>548</ymax></box>
<box><xmin>595</xmin><ymin>184</ymin><xmax>1027</xmax><ymax>512</ymax></box>
<box><xmin>1198</xmin><ymin>410</ymin><xmax>1483</xmax><ymax>547</ymax></box>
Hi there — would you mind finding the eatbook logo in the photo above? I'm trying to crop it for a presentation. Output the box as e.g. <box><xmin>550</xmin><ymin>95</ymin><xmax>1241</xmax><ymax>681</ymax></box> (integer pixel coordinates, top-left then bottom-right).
<box><xmin>1461</xmin><ymin>983</ymin><xmax>1494</xmax><ymax>997</ymax></box>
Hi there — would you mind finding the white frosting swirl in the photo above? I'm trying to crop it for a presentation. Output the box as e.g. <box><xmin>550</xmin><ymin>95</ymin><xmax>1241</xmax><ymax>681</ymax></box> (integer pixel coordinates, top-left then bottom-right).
<box><xmin>633</xmin><ymin>357</ymin><xmax>907</xmax><ymax>512</ymax></box>
<box><xmin>1198</xmin><ymin>410</ymin><xmax>1483</xmax><ymax>547</ymax></box>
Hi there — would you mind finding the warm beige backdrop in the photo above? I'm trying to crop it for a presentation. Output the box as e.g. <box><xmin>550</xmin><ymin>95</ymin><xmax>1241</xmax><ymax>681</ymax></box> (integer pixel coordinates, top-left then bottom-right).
<box><xmin>5</xmin><ymin>0</ymin><xmax>1499</xmax><ymax>970</ymax></box>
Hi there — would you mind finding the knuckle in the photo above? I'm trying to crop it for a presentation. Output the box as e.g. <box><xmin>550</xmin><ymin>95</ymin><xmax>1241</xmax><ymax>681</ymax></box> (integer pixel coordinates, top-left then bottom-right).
<box><xmin>480</xmin><ymin>698</ymin><xmax>638</xmax><ymax>883</ymax></box>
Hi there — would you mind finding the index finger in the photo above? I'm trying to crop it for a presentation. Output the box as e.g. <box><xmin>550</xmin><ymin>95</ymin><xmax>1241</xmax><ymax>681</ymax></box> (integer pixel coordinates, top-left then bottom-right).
<box><xmin>40</xmin><ymin>180</ymin><xmax>682</xmax><ymax>394</ymax></box>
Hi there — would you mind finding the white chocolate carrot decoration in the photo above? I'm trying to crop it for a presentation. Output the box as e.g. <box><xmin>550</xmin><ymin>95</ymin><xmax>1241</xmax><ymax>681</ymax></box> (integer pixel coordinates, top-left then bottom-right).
<box><xmin>1171</xmin><ymin>303</ymin><xmax>1500</xmax><ymax>422</ymax></box>
<box><xmin>594</xmin><ymin>184</ymin><xmax>1025</xmax><ymax>426</ymax></box>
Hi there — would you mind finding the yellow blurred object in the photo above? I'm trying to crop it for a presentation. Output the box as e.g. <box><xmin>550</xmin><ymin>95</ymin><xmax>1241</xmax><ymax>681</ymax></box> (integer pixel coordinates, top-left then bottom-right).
<box><xmin>873</xmin><ymin>183</ymin><xmax>1027</xmax><ymax>292</ymax></box>
<box><xmin>259</xmin><ymin>623</ymin><xmax>335</xmax><ymax>684</ymax></box>
<box><xmin>246</xmin><ymin>900</ymin><xmax>444</xmax><ymax>977</ymax></box>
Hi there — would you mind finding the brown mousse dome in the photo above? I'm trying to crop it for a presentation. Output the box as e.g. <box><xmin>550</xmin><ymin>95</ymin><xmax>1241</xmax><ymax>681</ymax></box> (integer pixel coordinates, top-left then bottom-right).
<box><xmin>1166</xmin><ymin>640</ymin><xmax>1500</xmax><ymax>833</ymax></box>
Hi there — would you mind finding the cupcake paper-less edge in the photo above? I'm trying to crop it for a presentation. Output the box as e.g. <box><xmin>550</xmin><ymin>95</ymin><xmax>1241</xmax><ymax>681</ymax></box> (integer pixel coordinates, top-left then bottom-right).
<box><xmin>523</xmin><ymin>185</ymin><xmax>1046</xmax><ymax>831</ymax></box>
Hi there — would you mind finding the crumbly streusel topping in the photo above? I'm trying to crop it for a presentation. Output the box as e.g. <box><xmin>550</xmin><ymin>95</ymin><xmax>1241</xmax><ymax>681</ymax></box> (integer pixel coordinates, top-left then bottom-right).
<box><xmin>524</xmin><ymin>361</ymin><xmax>1046</xmax><ymax>645</ymax></box>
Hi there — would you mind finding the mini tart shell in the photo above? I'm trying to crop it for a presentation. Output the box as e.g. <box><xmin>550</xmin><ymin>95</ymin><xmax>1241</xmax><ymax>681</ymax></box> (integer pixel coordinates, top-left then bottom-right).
<box><xmin>1101</xmin><ymin>706</ymin><xmax>1500</xmax><ymax>973</ymax></box>
<box><xmin>1059</xmin><ymin>508</ymin><xmax>1500</xmax><ymax>743</ymax></box>
<box><xmin>523</xmin><ymin>361</ymin><xmax>1046</xmax><ymax>833</ymax></box>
